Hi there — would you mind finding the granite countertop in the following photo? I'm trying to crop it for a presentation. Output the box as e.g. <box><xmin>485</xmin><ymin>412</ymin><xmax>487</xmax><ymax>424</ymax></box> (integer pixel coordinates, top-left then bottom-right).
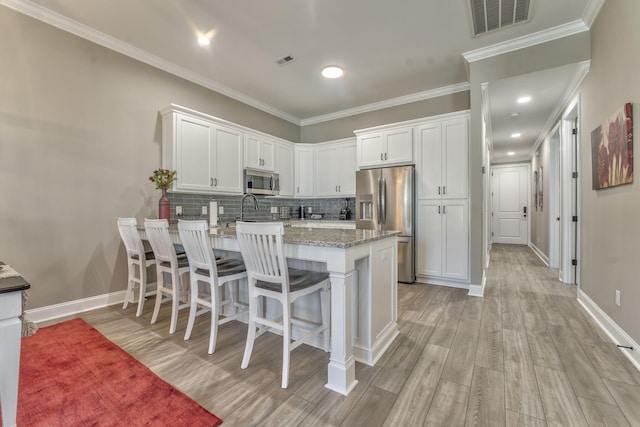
<box><xmin>0</xmin><ymin>263</ymin><xmax>31</xmax><ymax>294</ymax></box>
<box><xmin>208</xmin><ymin>225</ymin><xmax>399</xmax><ymax>249</ymax></box>
<box><xmin>149</xmin><ymin>223</ymin><xmax>399</xmax><ymax>249</ymax></box>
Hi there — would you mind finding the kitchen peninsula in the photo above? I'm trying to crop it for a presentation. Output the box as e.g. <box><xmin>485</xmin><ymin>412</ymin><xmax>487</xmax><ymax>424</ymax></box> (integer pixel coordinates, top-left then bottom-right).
<box><xmin>139</xmin><ymin>224</ymin><xmax>399</xmax><ymax>395</ymax></box>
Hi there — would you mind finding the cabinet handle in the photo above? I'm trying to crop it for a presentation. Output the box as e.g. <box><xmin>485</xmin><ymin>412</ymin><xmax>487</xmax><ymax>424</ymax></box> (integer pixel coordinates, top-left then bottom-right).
<box><xmin>297</xmin><ymin>186</ymin><xmax>299</xmax><ymax>193</ymax></box>
<box><xmin>438</xmin><ymin>205</ymin><xmax>441</xmax><ymax>214</ymax></box>
<box><xmin>438</xmin><ymin>186</ymin><xmax>441</xmax><ymax>195</ymax></box>
<box><xmin>210</xmin><ymin>178</ymin><xmax>214</xmax><ymax>187</ymax></box>
<box><xmin>385</xmin><ymin>152</ymin><xmax>388</xmax><ymax>160</ymax></box>
<box><xmin>336</xmin><ymin>185</ymin><xmax>338</xmax><ymax>192</ymax></box>
<box><xmin>443</xmin><ymin>205</ymin><xmax>446</xmax><ymax>214</ymax></box>
<box><xmin>380</xmin><ymin>153</ymin><xmax>384</xmax><ymax>161</ymax></box>
<box><xmin>339</xmin><ymin>185</ymin><xmax>341</xmax><ymax>192</ymax></box>
<box><xmin>214</xmin><ymin>178</ymin><xmax>218</xmax><ymax>186</ymax></box>
<box><xmin>443</xmin><ymin>186</ymin><xmax>446</xmax><ymax>195</ymax></box>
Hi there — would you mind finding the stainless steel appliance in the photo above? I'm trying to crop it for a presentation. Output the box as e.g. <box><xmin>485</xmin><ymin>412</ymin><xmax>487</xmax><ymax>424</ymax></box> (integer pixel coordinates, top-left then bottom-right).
<box><xmin>244</xmin><ymin>169</ymin><xmax>279</xmax><ymax>196</ymax></box>
<box><xmin>356</xmin><ymin>165</ymin><xmax>415</xmax><ymax>283</ymax></box>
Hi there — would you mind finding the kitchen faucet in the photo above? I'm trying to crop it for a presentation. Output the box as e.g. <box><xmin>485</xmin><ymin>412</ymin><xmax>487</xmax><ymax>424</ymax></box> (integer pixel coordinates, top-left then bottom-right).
<box><xmin>240</xmin><ymin>193</ymin><xmax>259</xmax><ymax>221</ymax></box>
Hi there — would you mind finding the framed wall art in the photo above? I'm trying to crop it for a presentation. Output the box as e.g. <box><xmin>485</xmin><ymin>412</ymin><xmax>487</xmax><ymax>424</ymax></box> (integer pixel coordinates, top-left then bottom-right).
<box><xmin>591</xmin><ymin>103</ymin><xmax>633</xmax><ymax>190</ymax></box>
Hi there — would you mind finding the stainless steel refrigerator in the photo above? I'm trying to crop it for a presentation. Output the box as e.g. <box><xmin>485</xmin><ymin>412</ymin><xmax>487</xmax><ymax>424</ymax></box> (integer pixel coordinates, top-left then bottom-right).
<box><xmin>356</xmin><ymin>165</ymin><xmax>415</xmax><ymax>283</ymax></box>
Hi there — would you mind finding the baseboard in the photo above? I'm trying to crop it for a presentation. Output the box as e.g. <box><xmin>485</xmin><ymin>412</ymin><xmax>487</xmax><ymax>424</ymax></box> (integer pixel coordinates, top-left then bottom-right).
<box><xmin>529</xmin><ymin>243</ymin><xmax>550</xmax><ymax>266</ymax></box>
<box><xmin>578</xmin><ymin>289</ymin><xmax>640</xmax><ymax>372</ymax></box>
<box><xmin>25</xmin><ymin>290</ymin><xmax>127</xmax><ymax>324</ymax></box>
<box><xmin>414</xmin><ymin>276</ymin><xmax>470</xmax><ymax>290</ymax></box>
<box><xmin>468</xmin><ymin>274</ymin><xmax>486</xmax><ymax>298</ymax></box>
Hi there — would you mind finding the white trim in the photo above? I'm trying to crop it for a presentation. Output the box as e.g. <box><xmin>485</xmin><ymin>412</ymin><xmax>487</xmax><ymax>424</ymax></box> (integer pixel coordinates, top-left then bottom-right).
<box><xmin>583</xmin><ymin>0</ymin><xmax>606</xmax><ymax>28</ymax></box>
<box><xmin>468</xmin><ymin>275</ymin><xmax>486</xmax><ymax>298</ymax></box>
<box><xmin>25</xmin><ymin>290</ymin><xmax>127</xmax><ymax>324</ymax></box>
<box><xmin>528</xmin><ymin>61</ymin><xmax>591</xmax><ymax>158</ymax></box>
<box><xmin>578</xmin><ymin>290</ymin><xmax>640</xmax><ymax>373</ymax></box>
<box><xmin>353</xmin><ymin>110</ymin><xmax>471</xmax><ymax>135</ymax></box>
<box><xmin>353</xmin><ymin>322</ymin><xmax>400</xmax><ymax>366</ymax></box>
<box><xmin>462</xmin><ymin>20</ymin><xmax>589</xmax><ymax>63</ymax></box>
<box><xmin>302</xmin><ymin>83</ymin><xmax>471</xmax><ymax>126</ymax></box>
<box><xmin>414</xmin><ymin>276</ymin><xmax>470</xmax><ymax>290</ymax></box>
<box><xmin>528</xmin><ymin>243</ymin><xmax>550</xmax><ymax>267</ymax></box>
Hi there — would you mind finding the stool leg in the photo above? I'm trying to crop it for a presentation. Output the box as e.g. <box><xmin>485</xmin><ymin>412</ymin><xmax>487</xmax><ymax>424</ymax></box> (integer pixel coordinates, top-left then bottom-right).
<box><xmin>281</xmin><ymin>299</ymin><xmax>291</xmax><ymax>389</ymax></box>
<box><xmin>241</xmin><ymin>289</ymin><xmax>258</xmax><ymax>369</ymax></box>
<box><xmin>151</xmin><ymin>270</ymin><xmax>164</xmax><ymax>325</ymax></box>
<box><xmin>136</xmin><ymin>262</ymin><xmax>147</xmax><ymax>317</ymax></box>
<box><xmin>123</xmin><ymin>261</ymin><xmax>135</xmax><ymax>310</ymax></box>
<box><xmin>184</xmin><ymin>276</ymin><xmax>198</xmax><ymax>341</ymax></box>
<box><xmin>209</xmin><ymin>283</ymin><xmax>221</xmax><ymax>354</ymax></box>
<box><xmin>169</xmin><ymin>271</ymin><xmax>179</xmax><ymax>334</ymax></box>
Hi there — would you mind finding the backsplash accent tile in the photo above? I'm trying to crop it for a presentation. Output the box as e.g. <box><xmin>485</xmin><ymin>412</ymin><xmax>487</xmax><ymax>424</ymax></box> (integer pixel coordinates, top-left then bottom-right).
<box><xmin>167</xmin><ymin>193</ymin><xmax>355</xmax><ymax>225</ymax></box>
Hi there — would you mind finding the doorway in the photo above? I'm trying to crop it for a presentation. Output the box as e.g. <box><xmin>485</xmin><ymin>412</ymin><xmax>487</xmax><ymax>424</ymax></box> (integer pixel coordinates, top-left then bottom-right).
<box><xmin>491</xmin><ymin>164</ymin><xmax>530</xmax><ymax>245</ymax></box>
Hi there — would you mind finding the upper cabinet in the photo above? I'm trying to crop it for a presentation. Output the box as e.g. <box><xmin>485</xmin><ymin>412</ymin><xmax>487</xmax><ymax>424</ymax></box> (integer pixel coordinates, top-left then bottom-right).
<box><xmin>416</xmin><ymin>116</ymin><xmax>468</xmax><ymax>200</ymax></box>
<box><xmin>355</xmin><ymin>126</ymin><xmax>413</xmax><ymax>168</ymax></box>
<box><xmin>294</xmin><ymin>144</ymin><xmax>315</xmax><ymax>197</ymax></box>
<box><xmin>161</xmin><ymin>108</ymin><xmax>243</xmax><ymax>195</ymax></box>
<box><xmin>275</xmin><ymin>142</ymin><xmax>294</xmax><ymax>197</ymax></box>
<box><xmin>244</xmin><ymin>133</ymin><xmax>275</xmax><ymax>171</ymax></box>
<box><xmin>314</xmin><ymin>139</ymin><xmax>357</xmax><ymax>197</ymax></box>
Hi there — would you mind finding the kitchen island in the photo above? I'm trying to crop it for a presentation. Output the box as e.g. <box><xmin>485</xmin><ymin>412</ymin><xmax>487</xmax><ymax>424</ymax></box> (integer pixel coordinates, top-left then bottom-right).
<box><xmin>139</xmin><ymin>224</ymin><xmax>399</xmax><ymax>396</ymax></box>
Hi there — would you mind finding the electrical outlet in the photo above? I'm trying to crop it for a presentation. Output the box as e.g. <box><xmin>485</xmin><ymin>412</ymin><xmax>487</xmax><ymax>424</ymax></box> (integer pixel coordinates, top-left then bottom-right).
<box><xmin>615</xmin><ymin>290</ymin><xmax>621</xmax><ymax>307</ymax></box>
<box><xmin>175</xmin><ymin>206</ymin><xmax>182</xmax><ymax>215</ymax></box>
<box><xmin>271</xmin><ymin>206</ymin><xmax>278</xmax><ymax>214</ymax></box>
<box><xmin>219</xmin><ymin>206</ymin><xmax>224</xmax><ymax>214</ymax></box>
<box><xmin>201</xmin><ymin>206</ymin><xmax>207</xmax><ymax>215</ymax></box>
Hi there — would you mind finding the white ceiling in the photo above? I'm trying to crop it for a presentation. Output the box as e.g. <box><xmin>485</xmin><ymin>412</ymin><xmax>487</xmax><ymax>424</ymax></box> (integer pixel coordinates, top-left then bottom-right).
<box><xmin>5</xmin><ymin>0</ymin><xmax>602</xmax><ymax>160</ymax></box>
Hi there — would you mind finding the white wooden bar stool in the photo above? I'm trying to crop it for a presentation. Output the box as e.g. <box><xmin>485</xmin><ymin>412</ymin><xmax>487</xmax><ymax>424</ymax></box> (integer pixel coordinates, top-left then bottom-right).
<box><xmin>117</xmin><ymin>218</ymin><xmax>157</xmax><ymax>317</ymax></box>
<box><xmin>144</xmin><ymin>219</ymin><xmax>190</xmax><ymax>334</ymax></box>
<box><xmin>178</xmin><ymin>220</ymin><xmax>248</xmax><ymax>354</ymax></box>
<box><xmin>235</xmin><ymin>221</ymin><xmax>330</xmax><ymax>389</ymax></box>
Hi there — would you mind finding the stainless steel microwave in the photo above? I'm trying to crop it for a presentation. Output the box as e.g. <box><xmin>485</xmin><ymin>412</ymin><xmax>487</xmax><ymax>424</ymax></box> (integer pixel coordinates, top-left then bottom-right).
<box><xmin>244</xmin><ymin>169</ymin><xmax>280</xmax><ymax>195</ymax></box>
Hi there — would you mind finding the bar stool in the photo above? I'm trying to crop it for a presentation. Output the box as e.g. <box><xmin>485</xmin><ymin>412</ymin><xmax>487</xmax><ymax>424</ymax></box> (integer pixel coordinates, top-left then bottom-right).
<box><xmin>117</xmin><ymin>218</ymin><xmax>157</xmax><ymax>317</ymax></box>
<box><xmin>235</xmin><ymin>221</ymin><xmax>330</xmax><ymax>388</ymax></box>
<box><xmin>144</xmin><ymin>219</ymin><xmax>190</xmax><ymax>334</ymax></box>
<box><xmin>178</xmin><ymin>220</ymin><xmax>248</xmax><ymax>354</ymax></box>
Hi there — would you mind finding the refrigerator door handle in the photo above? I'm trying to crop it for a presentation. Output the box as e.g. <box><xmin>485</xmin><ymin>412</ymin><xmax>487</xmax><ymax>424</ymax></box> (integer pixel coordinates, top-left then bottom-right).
<box><xmin>377</xmin><ymin>176</ymin><xmax>382</xmax><ymax>225</ymax></box>
<box><xmin>381</xmin><ymin>176</ymin><xmax>387</xmax><ymax>226</ymax></box>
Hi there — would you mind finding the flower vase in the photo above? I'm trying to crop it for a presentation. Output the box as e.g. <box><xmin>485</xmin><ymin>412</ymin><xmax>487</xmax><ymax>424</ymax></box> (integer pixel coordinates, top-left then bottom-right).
<box><xmin>158</xmin><ymin>189</ymin><xmax>170</xmax><ymax>221</ymax></box>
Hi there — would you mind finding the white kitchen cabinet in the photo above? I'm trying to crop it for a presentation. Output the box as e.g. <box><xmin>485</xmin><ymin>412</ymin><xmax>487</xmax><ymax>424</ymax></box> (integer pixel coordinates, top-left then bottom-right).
<box><xmin>416</xmin><ymin>117</ymin><xmax>468</xmax><ymax>200</ymax></box>
<box><xmin>295</xmin><ymin>144</ymin><xmax>315</xmax><ymax>197</ymax></box>
<box><xmin>416</xmin><ymin>199</ymin><xmax>469</xmax><ymax>281</ymax></box>
<box><xmin>244</xmin><ymin>133</ymin><xmax>275</xmax><ymax>171</ymax></box>
<box><xmin>161</xmin><ymin>107</ymin><xmax>243</xmax><ymax>195</ymax></box>
<box><xmin>275</xmin><ymin>142</ymin><xmax>294</xmax><ymax>197</ymax></box>
<box><xmin>314</xmin><ymin>140</ymin><xmax>356</xmax><ymax>197</ymax></box>
<box><xmin>356</xmin><ymin>127</ymin><xmax>413</xmax><ymax>168</ymax></box>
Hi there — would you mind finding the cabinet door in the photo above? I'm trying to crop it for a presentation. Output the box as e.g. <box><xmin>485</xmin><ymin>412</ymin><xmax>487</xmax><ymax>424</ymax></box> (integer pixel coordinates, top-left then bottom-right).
<box><xmin>244</xmin><ymin>135</ymin><xmax>262</xmax><ymax>170</ymax></box>
<box><xmin>213</xmin><ymin>126</ymin><xmax>243</xmax><ymax>194</ymax></box>
<box><xmin>315</xmin><ymin>146</ymin><xmax>338</xmax><ymax>196</ymax></box>
<box><xmin>416</xmin><ymin>200</ymin><xmax>443</xmax><ymax>277</ymax></box>
<box><xmin>384</xmin><ymin>127</ymin><xmax>413</xmax><ymax>165</ymax></box>
<box><xmin>443</xmin><ymin>118</ymin><xmax>468</xmax><ymax>199</ymax></box>
<box><xmin>358</xmin><ymin>133</ymin><xmax>385</xmax><ymax>168</ymax></box>
<box><xmin>338</xmin><ymin>143</ymin><xmax>357</xmax><ymax>196</ymax></box>
<box><xmin>176</xmin><ymin>114</ymin><xmax>214</xmax><ymax>192</ymax></box>
<box><xmin>295</xmin><ymin>147</ymin><xmax>314</xmax><ymax>197</ymax></box>
<box><xmin>442</xmin><ymin>199</ymin><xmax>469</xmax><ymax>280</ymax></box>
<box><xmin>276</xmin><ymin>143</ymin><xmax>294</xmax><ymax>197</ymax></box>
<box><xmin>261</xmin><ymin>139</ymin><xmax>275</xmax><ymax>171</ymax></box>
<box><xmin>416</xmin><ymin>123</ymin><xmax>443</xmax><ymax>199</ymax></box>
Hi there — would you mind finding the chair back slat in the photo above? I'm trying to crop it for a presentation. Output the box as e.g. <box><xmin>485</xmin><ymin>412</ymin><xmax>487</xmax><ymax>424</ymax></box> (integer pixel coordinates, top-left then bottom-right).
<box><xmin>144</xmin><ymin>219</ymin><xmax>178</xmax><ymax>266</ymax></box>
<box><xmin>178</xmin><ymin>220</ymin><xmax>219</xmax><ymax>279</ymax></box>
<box><xmin>236</xmin><ymin>222</ymin><xmax>287</xmax><ymax>290</ymax></box>
<box><xmin>117</xmin><ymin>218</ymin><xmax>145</xmax><ymax>259</ymax></box>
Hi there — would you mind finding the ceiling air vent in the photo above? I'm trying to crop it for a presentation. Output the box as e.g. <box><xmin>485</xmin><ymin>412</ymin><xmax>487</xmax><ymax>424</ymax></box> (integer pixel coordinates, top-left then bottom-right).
<box><xmin>275</xmin><ymin>55</ymin><xmax>295</xmax><ymax>65</ymax></box>
<box><xmin>469</xmin><ymin>0</ymin><xmax>531</xmax><ymax>36</ymax></box>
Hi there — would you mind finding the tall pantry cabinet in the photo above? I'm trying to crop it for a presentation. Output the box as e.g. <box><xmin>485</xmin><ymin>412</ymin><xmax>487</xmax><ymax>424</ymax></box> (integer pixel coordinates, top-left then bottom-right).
<box><xmin>415</xmin><ymin>113</ymin><xmax>470</xmax><ymax>284</ymax></box>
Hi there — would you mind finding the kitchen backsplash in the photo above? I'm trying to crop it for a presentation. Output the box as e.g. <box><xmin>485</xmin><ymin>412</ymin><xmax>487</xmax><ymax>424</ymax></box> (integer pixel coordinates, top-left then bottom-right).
<box><xmin>167</xmin><ymin>193</ymin><xmax>355</xmax><ymax>224</ymax></box>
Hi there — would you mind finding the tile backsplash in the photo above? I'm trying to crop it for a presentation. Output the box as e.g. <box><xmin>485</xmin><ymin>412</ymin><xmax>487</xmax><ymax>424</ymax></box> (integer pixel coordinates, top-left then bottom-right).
<box><xmin>168</xmin><ymin>193</ymin><xmax>355</xmax><ymax>224</ymax></box>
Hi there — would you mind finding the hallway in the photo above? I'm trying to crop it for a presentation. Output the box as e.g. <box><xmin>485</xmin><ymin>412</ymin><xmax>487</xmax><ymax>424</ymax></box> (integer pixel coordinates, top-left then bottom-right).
<box><xmin>73</xmin><ymin>244</ymin><xmax>640</xmax><ymax>426</ymax></box>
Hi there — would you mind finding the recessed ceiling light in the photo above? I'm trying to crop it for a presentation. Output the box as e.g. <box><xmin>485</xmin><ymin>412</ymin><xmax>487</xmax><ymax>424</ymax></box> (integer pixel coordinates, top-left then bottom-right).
<box><xmin>517</xmin><ymin>96</ymin><xmax>531</xmax><ymax>104</ymax></box>
<box><xmin>322</xmin><ymin>66</ymin><xmax>344</xmax><ymax>79</ymax></box>
<box><xmin>511</xmin><ymin>133</ymin><xmax>521</xmax><ymax>138</ymax></box>
<box><xmin>507</xmin><ymin>152</ymin><xmax>516</xmax><ymax>156</ymax></box>
<box><xmin>510</xmin><ymin>112</ymin><xmax>519</xmax><ymax>118</ymax></box>
<box><xmin>198</xmin><ymin>36</ymin><xmax>210</xmax><ymax>46</ymax></box>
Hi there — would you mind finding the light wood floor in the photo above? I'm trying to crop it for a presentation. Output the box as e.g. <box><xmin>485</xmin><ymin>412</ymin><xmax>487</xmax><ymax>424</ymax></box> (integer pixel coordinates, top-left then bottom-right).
<box><xmin>56</xmin><ymin>244</ymin><xmax>640</xmax><ymax>426</ymax></box>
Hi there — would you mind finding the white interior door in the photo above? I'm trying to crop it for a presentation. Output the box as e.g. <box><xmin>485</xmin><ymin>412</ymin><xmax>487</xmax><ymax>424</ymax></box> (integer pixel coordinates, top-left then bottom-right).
<box><xmin>492</xmin><ymin>164</ymin><xmax>529</xmax><ymax>244</ymax></box>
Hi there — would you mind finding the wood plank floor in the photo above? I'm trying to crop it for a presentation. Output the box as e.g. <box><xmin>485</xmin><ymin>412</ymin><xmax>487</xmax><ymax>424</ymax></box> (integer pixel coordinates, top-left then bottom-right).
<box><xmin>49</xmin><ymin>244</ymin><xmax>640</xmax><ymax>426</ymax></box>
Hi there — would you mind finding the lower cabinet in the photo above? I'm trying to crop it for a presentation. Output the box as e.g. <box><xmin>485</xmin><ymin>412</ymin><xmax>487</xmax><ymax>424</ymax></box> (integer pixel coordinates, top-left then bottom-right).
<box><xmin>416</xmin><ymin>199</ymin><xmax>469</xmax><ymax>281</ymax></box>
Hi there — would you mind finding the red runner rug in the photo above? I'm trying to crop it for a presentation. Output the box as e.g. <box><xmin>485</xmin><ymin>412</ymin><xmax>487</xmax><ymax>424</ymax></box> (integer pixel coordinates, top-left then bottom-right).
<box><xmin>14</xmin><ymin>318</ymin><xmax>222</xmax><ymax>426</ymax></box>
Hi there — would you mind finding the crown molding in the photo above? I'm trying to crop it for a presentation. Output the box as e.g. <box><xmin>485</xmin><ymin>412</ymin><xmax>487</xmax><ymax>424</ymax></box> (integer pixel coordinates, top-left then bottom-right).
<box><xmin>462</xmin><ymin>20</ymin><xmax>589</xmax><ymax>63</ymax></box>
<box><xmin>301</xmin><ymin>82</ymin><xmax>470</xmax><ymax>126</ymax></box>
<box><xmin>0</xmin><ymin>0</ymin><xmax>301</xmax><ymax>125</ymax></box>
<box><xmin>582</xmin><ymin>0</ymin><xmax>606</xmax><ymax>28</ymax></box>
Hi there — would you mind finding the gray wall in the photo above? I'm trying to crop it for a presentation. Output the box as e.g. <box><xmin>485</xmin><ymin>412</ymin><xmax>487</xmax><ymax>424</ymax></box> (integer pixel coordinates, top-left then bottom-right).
<box><xmin>0</xmin><ymin>8</ymin><xmax>297</xmax><ymax>308</ymax></box>
<box><xmin>577</xmin><ymin>0</ymin><xmax>640</xmax><ymax>345</ymax></box>
<box><xmin>531</xmin><ymin>138</ymin><xmax>550</xmax><ymax>257</ymax></box>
